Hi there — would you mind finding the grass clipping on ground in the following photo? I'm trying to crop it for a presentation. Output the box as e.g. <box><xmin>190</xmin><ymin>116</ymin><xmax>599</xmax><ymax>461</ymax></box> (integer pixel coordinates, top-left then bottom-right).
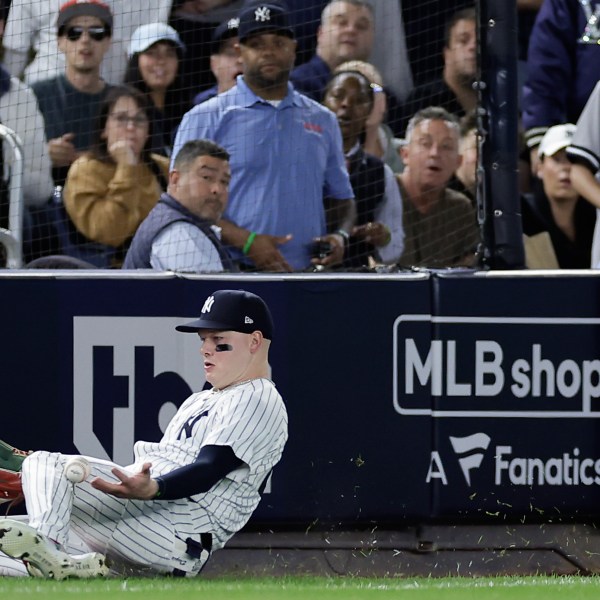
<box><xmin>1</xmin><ymin>576</ymin><xmax>600</xmax><ymax>599</ymax></box>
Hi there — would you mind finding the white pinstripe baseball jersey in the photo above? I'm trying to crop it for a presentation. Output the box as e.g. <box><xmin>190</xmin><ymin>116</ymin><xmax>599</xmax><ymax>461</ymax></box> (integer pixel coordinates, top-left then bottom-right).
<box><xmin>133</xmin><ymin>377</ymin><xmax>288</xmax><ymax>548</ymax></box>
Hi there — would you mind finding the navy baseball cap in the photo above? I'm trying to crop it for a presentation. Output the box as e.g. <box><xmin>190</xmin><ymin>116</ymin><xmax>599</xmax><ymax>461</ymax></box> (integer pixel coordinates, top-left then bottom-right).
<box><xmin>211</xmin><ymin>17</ymin><xmax>240</xmax><ymax>54</ymax></box>
<box><xmin>176</xmin><ymin>290</ymin><xmax>274</xmax><ymax>340</ymax></box>
<box><xmin>238</xmin><ymin>3</ymin><xmax>295</xmax><ymax>43</ymax></box>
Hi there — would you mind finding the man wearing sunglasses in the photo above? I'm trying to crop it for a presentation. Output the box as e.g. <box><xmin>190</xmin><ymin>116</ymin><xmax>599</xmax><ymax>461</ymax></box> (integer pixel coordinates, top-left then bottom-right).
<box><xmin>31</xmin><ymin>0</ymin><xmax>113</xmax><ymax>188</ymax></box>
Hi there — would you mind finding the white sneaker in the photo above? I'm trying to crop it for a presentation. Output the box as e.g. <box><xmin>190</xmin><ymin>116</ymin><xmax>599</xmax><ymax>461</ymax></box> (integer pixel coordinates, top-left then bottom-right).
<box><xmin>0</xmin><ymin>519</ymin><xmax>109</xmax><ymax>580</ymax></box>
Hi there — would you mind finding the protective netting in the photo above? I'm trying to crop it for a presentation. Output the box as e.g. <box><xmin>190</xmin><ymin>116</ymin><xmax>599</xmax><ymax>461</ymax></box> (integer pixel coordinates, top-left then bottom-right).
<box><xmin>0</xmin><ymin>0</ymin><xmax>482</xmax><ymax>271</ymax></box>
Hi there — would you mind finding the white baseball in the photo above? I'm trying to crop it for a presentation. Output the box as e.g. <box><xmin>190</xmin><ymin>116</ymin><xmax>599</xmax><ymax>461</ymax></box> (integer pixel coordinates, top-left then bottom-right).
<box><xmin>64</xmin><ymin>457</ymin><xmax>91</xmax><ymax>484</ymax></box>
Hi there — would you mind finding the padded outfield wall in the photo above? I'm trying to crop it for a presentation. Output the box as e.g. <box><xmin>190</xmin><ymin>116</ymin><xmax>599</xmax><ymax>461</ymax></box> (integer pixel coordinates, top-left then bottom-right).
<box><xmin>3</xmin><ymin>270</ymin><xmax>600</xmax><ymax>531</ymax></box>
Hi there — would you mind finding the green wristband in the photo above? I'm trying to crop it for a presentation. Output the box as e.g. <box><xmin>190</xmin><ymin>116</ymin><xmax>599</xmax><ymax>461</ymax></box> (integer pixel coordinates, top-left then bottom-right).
<box><xmin>381</xmin><ymin>226</ymin><xmax>392</xmax><ymax>247</ymax></box>
<box><xmin>243</xmin><ymin>231</ymin><xmax>257</xmax><ymax>255</ymax></box>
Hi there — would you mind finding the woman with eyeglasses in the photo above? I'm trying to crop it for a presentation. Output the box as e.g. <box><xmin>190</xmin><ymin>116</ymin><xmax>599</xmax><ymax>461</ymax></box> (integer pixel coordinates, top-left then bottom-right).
<box><xmin>63</xmin><ymin>85</ymin><xmax>169</xmax><ymax>266</ymax></box>
<box><xmin>124</xmin><ymin>23</ymin><xmax>190</xmax><ymax>157</ymax></box>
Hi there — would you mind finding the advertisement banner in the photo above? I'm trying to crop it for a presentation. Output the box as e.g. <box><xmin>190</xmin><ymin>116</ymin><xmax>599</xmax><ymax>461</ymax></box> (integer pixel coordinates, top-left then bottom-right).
<box><xmin>2</xmin><ymin>272</ymin><xmax>600</xmax><ymax>525</ymax></box>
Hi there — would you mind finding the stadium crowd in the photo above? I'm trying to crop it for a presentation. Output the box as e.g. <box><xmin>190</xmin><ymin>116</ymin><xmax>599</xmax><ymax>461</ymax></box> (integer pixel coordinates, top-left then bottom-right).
<box><xmin>0</xmin><ymin>0</ymin><xmax>596</xmax><ymax>271</ymax></box>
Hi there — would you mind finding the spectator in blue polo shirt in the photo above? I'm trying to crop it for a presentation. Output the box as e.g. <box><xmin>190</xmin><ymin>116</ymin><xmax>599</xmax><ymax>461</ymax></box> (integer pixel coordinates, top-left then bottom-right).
<box><xmin>172</xmin><ymin>3</ymin><xmax>355</xmax><ymax>272</ymax></box>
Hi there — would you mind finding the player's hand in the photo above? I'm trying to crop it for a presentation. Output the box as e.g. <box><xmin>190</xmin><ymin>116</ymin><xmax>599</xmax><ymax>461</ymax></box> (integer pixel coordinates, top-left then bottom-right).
<box><xmin>311</xmin><ymin>233</ymin><xmax>345</xmax><ymax>267</ymax></box>
<box><xmin>48</xmin><ymin>133</ymin><xmax>77</xmax><ymax>167</ymax></box>
<box><xmin>352</xmin><ymin>221</ymin><xmax>390</xmax><ymax>247</ymax></box>
<box><xmin>247</xmin><ymin>233</ymin><xmax>293</xmax><ymax>272</ymax></box>
<box><xmin>90</xmin><ymin>462</ymin><xmax>159</xmax><ymax>500</ymax></box>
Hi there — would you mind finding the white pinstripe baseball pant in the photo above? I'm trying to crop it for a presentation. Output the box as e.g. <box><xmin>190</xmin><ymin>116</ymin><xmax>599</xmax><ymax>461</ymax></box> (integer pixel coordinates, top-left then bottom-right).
<box><xmin>20</xmin><ymin>451</ymin><xmax>211</xmax><ymax>577</ymax></box>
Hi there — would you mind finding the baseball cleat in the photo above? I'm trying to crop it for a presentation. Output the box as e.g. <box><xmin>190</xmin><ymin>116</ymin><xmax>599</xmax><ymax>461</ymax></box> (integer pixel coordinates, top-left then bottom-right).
<box><xmin>0</xmin><ymin>440</ymin><xmax>31</xmax><ymax>473</ymax></box>
<box><xmin>0</xmin><ymin>519</ymin><xmax>109</xmax><ymax>580</ymax></box>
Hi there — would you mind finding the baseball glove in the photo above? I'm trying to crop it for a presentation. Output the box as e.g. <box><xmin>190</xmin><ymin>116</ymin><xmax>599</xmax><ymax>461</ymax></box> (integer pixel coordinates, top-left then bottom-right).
<box><xmin>0</xmin><ymin>439</ymin><xmax>31</xmax><ymax>472</ymax></box>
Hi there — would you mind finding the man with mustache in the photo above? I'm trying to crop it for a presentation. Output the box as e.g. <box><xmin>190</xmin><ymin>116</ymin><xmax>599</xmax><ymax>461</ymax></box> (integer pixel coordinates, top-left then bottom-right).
<box><xmin>124</xmin><ymin>139</ymin><xmax>236</xmax><ymax>272</ymax></box>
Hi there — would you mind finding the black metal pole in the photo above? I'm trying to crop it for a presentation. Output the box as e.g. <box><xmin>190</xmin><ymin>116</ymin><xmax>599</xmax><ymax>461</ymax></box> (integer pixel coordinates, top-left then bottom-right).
<box><xmin>478</xmin><ymin>0</ymin><xmax>525</xmax><ymax>269</ymax></box>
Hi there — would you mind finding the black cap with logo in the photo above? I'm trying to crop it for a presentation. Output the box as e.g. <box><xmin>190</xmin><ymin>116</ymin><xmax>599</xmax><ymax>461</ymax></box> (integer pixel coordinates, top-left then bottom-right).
<box><xmin>176</xmin><ymin>289</ymin><xmax>274</xmax><ymax>340</ymax></box>
<box><xmin>237</xmin><ymin>3</ymin><xmax>295</xmax><ymax>43</ymax></box>
<box><xmin>211</xmin><ymin>17</ymin><xmax>240</xmax><ymax>54</ymax></box>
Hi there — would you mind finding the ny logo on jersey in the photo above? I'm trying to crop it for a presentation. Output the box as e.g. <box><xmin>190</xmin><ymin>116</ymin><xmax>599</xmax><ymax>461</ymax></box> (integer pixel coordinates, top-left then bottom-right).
<box><xmin>202</xmin><ymin>296</ymin><xmax>215</xmax><ymax>314</ymax></box>
<box><xmin>178</xmin><ymin>410</ymin><xmax>209</xmax><ymax>441</ymax></box>
<box><xmin>255</xmin><ymin>6</ymin><xmax>271</xmax><ymax>22</ymax></box>
<box><xmin>579</xmin><ymin>0</ymin><xmax>600</xmax><ymax>43</ymax></box>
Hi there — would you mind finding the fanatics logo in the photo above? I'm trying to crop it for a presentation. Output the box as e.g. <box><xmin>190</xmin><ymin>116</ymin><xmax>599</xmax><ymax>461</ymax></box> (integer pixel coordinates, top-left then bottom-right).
<box><xmin>426</xmin><ymin>432</ymin><xmax>491</xmax><ymax>486</ymax></box>
<box><xmin>254</xmin><ymin>6</ymin><xmax>271</xmax><ymax>22</ymax></box>
<box><xmin>450</xmin><ymin>432</ymin><xmax>491</xmax><ymax>486</ymax></box>
<box><xmin>304</xmin><ymin>122</ymin><xmax>323</xmax><ymax>134</ymax></box>
<box><xmin>201</xmin><ymin>296</ymin><xmax>215</xmax><ymax>314</ymax></box>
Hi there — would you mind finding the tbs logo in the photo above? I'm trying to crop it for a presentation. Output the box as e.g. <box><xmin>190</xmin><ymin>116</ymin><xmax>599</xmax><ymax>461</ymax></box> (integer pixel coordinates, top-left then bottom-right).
<box><xmin>72</xmin><ymin>317</ymin><xmax>205</xmax><ymax>464</ymax></box>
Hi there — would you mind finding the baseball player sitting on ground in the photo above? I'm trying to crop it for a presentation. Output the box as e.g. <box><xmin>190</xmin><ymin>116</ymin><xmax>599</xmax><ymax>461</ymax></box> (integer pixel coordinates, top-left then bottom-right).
<box><xmin>0</xmin><ymin>289</ymin><xmax>288</xmax><ymax>579</ymax></box>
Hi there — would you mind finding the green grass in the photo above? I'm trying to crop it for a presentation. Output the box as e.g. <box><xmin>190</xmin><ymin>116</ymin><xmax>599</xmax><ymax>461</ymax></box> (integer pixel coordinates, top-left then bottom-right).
<box><xmin>1</xmin><ymin>576</ymin><xmax>600</xmax><ymax>599</ymax></box>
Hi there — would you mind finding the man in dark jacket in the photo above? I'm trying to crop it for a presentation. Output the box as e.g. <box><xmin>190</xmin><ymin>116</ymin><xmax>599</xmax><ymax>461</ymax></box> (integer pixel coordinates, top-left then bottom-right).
<box><xmin>522</xmin><ymin>0</ymin><xmax>600</xmax><ymax>164</ymax></box>
<box><xmin>399</xmin><ymin>7</ymin><xmax>477</xmax><ymax>137</ymax></box>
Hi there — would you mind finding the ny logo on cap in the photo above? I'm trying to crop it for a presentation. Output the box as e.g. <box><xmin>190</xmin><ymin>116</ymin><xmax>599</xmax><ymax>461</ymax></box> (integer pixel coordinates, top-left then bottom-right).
<box><xmin>201</xmin><ymin>295</ymin><xmax>215</xmax><ymax>314</ymax></box>
<box><xmin>255</xmin><ymin>6</ymin><xmax>271</xmax><ymax>22</ymax></box>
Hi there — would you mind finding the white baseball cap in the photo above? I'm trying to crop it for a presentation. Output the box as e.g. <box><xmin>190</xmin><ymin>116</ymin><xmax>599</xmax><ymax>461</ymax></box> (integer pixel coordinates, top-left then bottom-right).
<box><xmin>128</xmin><ymin>23</ymin><xmax>185</xmax><ymax>58</ymax></box>
<box><xmin>538</xmin><ymin>123</ymin><xmax>576</xmax><ymax>159</ymax></box>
